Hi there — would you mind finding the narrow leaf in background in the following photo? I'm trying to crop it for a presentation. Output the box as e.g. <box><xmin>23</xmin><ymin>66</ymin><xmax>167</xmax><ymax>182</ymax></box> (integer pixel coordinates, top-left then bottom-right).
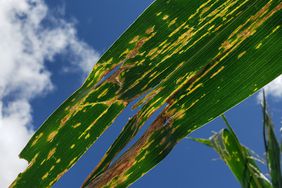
<box><xmin>192</xmin><ymin>116</ymin><xmax>272</xmax><ymax>188</ymax></box>
<box><xmin>262</xmin><ymin>92</ymin><xmax>282</xmax><ymax>188</ymax></box>
<box><xmin>193</xmin><ymin>96</ymin><xmax>282</xmax><ymax>188</ymax></box>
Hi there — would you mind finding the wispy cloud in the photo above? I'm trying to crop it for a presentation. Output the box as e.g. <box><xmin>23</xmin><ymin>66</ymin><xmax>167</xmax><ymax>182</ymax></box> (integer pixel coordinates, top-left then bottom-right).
<box><xmin>257</xmin><ymin>75</ymin><xmax>282</xmax><ymax>102</ymax></box>
<box><xmin>263</xmin><ymin>75</ymin><xmax>282</xmax><ymax>99</ymax></box>
<box><xmin>0</xmin><ymin>0</ymin><xmax>99</xmax><ymax>187</ymax></box>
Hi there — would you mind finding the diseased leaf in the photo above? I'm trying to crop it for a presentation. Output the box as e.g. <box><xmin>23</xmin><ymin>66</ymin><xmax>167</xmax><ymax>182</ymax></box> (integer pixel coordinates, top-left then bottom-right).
<box><xmin>262</xmin><ymin>92</ymin><xmax>282</xmax><ymax>188</ymax></box>
<box><xmin>84</xmin><ymin>1</ymin><xmax>282</xmax><ymax>187</ymax></box>
<box><xmin>193</xmin><ymin>99</ymin><xmax>282</xmax><ymax>188</ymax></box>
<box><xmin>198</xmin><ymin>130</ymin><xmax>272</xmax><ymax>188</ymax></box>
<box><xmin>193</xmin><ymin>116</ymin><xmax>272</xmax><ymax>188</ymax></box>
<box><xmin>11</xmin><ymin>0</ymin><xmax>282</xmax><ymax>187</ymax></box>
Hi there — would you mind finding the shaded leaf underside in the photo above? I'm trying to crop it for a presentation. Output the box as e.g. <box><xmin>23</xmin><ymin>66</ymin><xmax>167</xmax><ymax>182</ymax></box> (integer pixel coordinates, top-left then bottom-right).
<box><xmin>11</xmin><ymin>0</ymin><xmax>282</xmax><ymax>187</ymax></box>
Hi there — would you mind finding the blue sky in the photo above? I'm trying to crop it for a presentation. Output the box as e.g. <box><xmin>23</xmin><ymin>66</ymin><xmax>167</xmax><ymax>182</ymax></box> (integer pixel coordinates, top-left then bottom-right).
<box><xmin>0</xmin><ymin>0</ymin><xmax>281</xmax><ymax>187</ymax></box>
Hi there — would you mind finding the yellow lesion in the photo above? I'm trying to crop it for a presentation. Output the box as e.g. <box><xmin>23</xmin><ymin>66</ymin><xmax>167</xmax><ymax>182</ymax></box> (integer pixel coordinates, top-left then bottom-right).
<box><xmin>264</xmin><ymin>25</ymin><xmax>281</xmax><ymax>40</ymax></box>
<box><xmin>68</xmin><ymin>157</ymin><xmax>78</xmax><ymax>167</ymax></box>
<box><xmin>162</xmin><ymin>27</ymin><xmax>195</xmax><ymax>63</ymax></box>
<box><xmin>271</xmin><ymin>25</ymin><xmax>280</xmax><ymax>34</ymax></box>
<box><xmin>72</xmin><ymin>123</ymin><xmax>81</xmax><ymax>128</ymax></box>
<box><xmin>129</xmin><ymin>36</ymin><xmax>140</xmax><ymax>44</ymax></box>
<box><xmin>50</xmin><ymin>165</ymin><xmax>55</xmax><ymax>171</ymax></box>
<box><xmin>168</xmin><ymin>22</ymin><xmax>186</xmax><ymax>38</ymax></box>
<box><xmin>181</xmin><ymin>0</ymin><xmax>248</xmax><ymax>55</ymax></box>
<box><xmin>187</xmin><ymin>83</ymin><xmax>203</xmax><ymax>95</ymax></box>
<box><xmin>124</xmin><ymin>30</ymin><xmax>156</xmax><ymax>60</ymax></box>
<box><xmin>170</xmin><ymin>91</ymin><xmax>206</xmax><ymax>121</ymax></box>
<box><xmin>47</xmin><ymin>148</ymin><xmax>56</xmax><ymax>160</ymax></box>
<box><xmin>156</xmin><ymin>11</ymin><xmax>162</xmax><ymax>16</ymax></box>
<box><xmin>168</xmin><ymin>18</ymin><xmax>177</xmax><ymax>27</ymax></box>
<box><xmin>255</xmin><ymin>42</ymin><xmax>263</xmax><ymax>49</ymax></box>
<box><xmin>119</xmin><ymin>49</ymin><xmax>130</xmax><ymax>58</ymax></box>
<box><xmin>162</xmin><ymin>15</ymin><xmax>169</xmax><ymax>20</ymax></box>
<box><xmin>214</xmin><ymin>1</ymin><xmax>237</xmax><ymax>21</ymax></box>
<box><xmin>210</xmin><ymin>66</ymin><xmax>225</xmax><ymax>79</ymax></box>
<box><xmin>42</xmin><ymin>172</ymin><xmax>49</xmax><ymax>180</ymax></box>
<box><xmin>97</xmin><ymin>88</ymin><xmax>109</xmax><ymax>99</ymax></box>
<box><xmin>47</xmin><ymin>130</ymin><xmax>58</xmax><ymax>142</ymax></box>
<box><xmin>220</xmin><ymin>1</ymin><xmax>281</xmax><ymax>54</ymax></box>
<box><xmin>40</xmin><ymin>159</ymin><xmax>46</xmax><ymax>166</ymax></box>
<box><xmin>223</xmin><ymin>135</ymin><xmax>229</xmax><ymax>144</ymax></box>
<box><xmin>188</xmin><ymin>0</ymin><xmax>214</xmax><ymax>20</ymax></box>
<box><xmin>26</xmin><ymin>153</ymin><xmax>39</xmax><ymax>170</ymax></box>
<box><xmin>146</xmin><ymin>47</ymin><xmax>159</xmax><ymax>58</ymax></box>
<box><xmin>85</xmin><ymin>133</ymin><xmax>91</xmax><ymax>139</ymax></box>
<box><xmin>60</xmin><ymin>103</ymin><xmax>81</xmax><ymax>127</ymax></box>
<box><xmin>172</xmin><ymin>108</ymin><xmax>187</xmax><ymax>120</ymax></box>
<box><xmin>237</xmin><ymin>51</ymin><xmax>246</xmax><ymax>59</ymax></box>
<box><xmin>31</xmin><ymin>132</ymin><xmax>43</xmax><ymax>146</ymax></box>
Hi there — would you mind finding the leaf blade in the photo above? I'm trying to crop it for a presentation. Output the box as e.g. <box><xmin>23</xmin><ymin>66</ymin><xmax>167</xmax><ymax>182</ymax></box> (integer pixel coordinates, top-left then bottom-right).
<box><xmin>262</xmin><ymin>92</ymin><xmax>282</xmax><ymax>188</ymax></box>
<box><xmin>86</xmin><ymin>1</ymin><xmax>282</xmax><ymax>186</ymax></box>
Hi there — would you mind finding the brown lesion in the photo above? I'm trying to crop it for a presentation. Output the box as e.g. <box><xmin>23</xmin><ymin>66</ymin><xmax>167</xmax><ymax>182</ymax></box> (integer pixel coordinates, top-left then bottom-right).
<box><xmin>126</xmin><ymin>26</ymin><xmax>156</xmax><ymax>60</ymax></box>
<box><xmin>221</xmin><ymin>1</ymin><xmax>282</xmax><ymax>52</ymax></box>
<box><xmin>84</xmin><ymin>111</ymin><xmax>173</xmax><ymax>188</ymax></box>
<box><xmin>221</xmin><ymin>40</ymin><xmax>232</xmax><ymax>51</ymax></box>
<box><xmin>145</xmin><ymin>26</ymin><xmax>155</xmax><ymax>34</ymax></box>
<box><xmin>47</xmin><ymin>148</ymin><xmax>56</xmax><ymax>160</ymax></box>
<box><xmin>129</xmin><ymin>36</ymin><xmax>140</xmax><ymax>44</ymax></box>
<box><xmin>60</xmin><ymin>101</ymin><xmax>82</xmax><ymax>127</ymax></box>
<box><xmin>126</xmin><ymin>37</ymin><xmax>151</xmax><ymax>59</ymax></box>
<box><xmin>47</xmin><ymin>131</ymin><xmax>58</xmax><ymax>142</ymax></box>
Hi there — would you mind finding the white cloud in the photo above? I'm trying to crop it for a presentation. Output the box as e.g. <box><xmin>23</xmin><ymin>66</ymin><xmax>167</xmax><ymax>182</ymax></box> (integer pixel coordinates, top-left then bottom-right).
<box><xmin>263</xmin><ymin>75</ymin><xmax>282</xmax><ymax>99</ymax></box>
<box><xmin>257</xmin><ymin>75</ymin><xmax>282</xmax><ymax>102</ymax></box>
<box><xmin>0</xmin><ymin>0</ymin><xmax>99</xmax><ymax>187</ymax></box>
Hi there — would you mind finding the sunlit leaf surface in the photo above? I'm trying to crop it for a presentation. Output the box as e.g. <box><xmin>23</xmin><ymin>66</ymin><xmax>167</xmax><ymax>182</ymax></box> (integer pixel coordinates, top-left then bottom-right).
<box><xmin>11</xmin><ymin>0</ymin><xmax>282</xmax><ymax>187</ymax></box>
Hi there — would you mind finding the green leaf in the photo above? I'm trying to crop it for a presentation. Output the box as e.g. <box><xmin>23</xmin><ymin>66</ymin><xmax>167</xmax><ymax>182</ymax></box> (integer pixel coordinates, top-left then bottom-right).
<box><xmin>262</xmin><ymin>92</ymin><xmax>282</xmax><ymax>188</ymax></box>
<box><xmin>189</xmin><ymin>137</ymin><xmax>212</xmax><ymax>147</ymax></box>
<box><xmin>206</xmin><ymin>128</ymin><xmax>271</xmax><ymax>188</ymax></box>
<box><xmin>194</xmin><ymin>116</ymin><xmax>272</xmax><ymax>188</ymax></box>
<box><xmin>11</xmin><ymin>0</ymin><xmax>282</xmax><ymax>187</ymax></box>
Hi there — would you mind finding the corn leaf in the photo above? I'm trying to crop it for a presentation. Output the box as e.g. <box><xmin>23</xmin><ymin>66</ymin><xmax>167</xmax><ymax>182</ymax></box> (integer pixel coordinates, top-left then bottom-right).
<box><xmin>83</xmin><ymin>1</ymin><xmax>282</xmax><ymax>187</ymax></box>
<box><xmin>262</xmin><ymin>92</ymin><xmax>282</xmax><ymax>188</ymax></box>
<box><xmin>11</xmin><ymin>0</ymin><xmax>282</xmax><ymax>187</ymax></box>
<box><xmin>192</xmin><ymin>126</ymin><xmax>272</xmax><ymax>188</ymax></box>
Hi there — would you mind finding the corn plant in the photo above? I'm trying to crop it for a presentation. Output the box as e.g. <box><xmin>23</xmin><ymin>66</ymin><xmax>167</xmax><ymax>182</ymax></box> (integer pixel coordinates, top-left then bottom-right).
<box><xmin>193</xmin><ymin>93</ymin><xmax>282</xmax><ymax>188</ymax></box>
<box><xmin>11</xmin><ymin>0</ymin><xmax>282</xmax><ymax>187</ymax></box>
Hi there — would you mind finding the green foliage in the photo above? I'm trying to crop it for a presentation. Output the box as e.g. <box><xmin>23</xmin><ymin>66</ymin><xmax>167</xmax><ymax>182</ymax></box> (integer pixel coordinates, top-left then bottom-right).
<box><xmin>193</xmin><ymin>95</ymin><xmax>282</xmax><ymax>188</ymax></box>
<box><xmin>11</xmin><ymin>0</ymin><xmax>282</xmax><ymax>187</ymax></box>
<box><xmin>262</xmin><ymin>93</ymin><xmax>282</xmax><ymax>188</ymax></box>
